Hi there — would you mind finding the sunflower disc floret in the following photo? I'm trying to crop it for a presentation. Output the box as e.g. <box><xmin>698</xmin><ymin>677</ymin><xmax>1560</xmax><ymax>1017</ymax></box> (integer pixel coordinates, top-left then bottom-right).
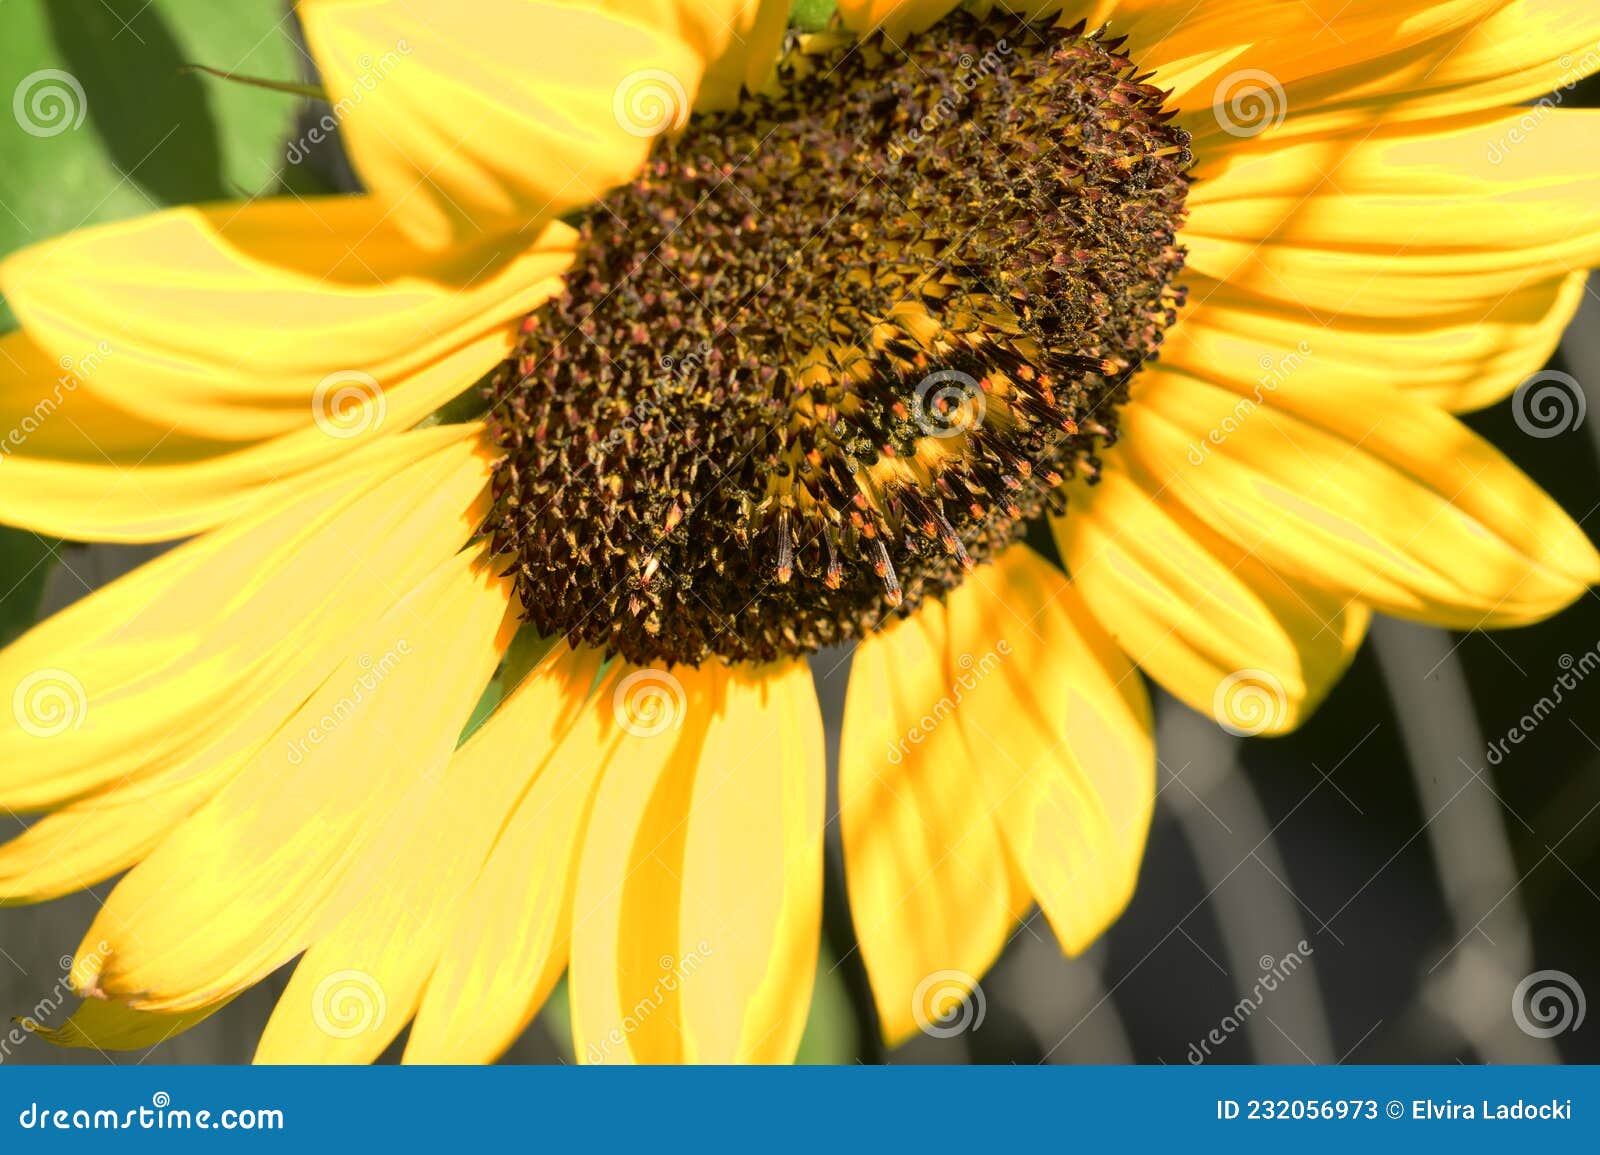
<box><xmin>485</xmin><ymin>14</ymin><xmax>1192</xmax><ymax>666</ymax></box>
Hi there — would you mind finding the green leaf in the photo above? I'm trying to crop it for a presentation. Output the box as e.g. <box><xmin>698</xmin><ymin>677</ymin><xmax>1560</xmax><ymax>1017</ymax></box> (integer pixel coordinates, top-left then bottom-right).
<box><xmin>538</xmin><ymin>954</ymin><xmax>859</xmax><ymax>1063</ymax></box>
<box><xmin>790</xmin><ymin>0</ymin><xmax>839</xmax><ymax>32</ymax></box>
<box><xmin>539</xmin><ymin>977</ymin><xmax>576</xmax><ymax>1062</ymax></box>
<box><xmin>457</xmin><ymin>677</ymin><xmax>505</xmax><ymax>746</ymax></box>
<box><xmin>0</xmin><ymin>1</ymin><xmax>310</xmax><ymax>632</ymax></box>
<box><xmin>796</xmin><ymin>948</ymin><xmax>858</xmax><ymax>1063</ymax></box>
<box><xmin>0</xmin><ymin>0</ymin><xmax>307</xmax><ymax>324</ymax></box>
<box><xmin>0</xmin><ymin>528</ymin><xmax>58</xmax><ymax>647</ymax></box>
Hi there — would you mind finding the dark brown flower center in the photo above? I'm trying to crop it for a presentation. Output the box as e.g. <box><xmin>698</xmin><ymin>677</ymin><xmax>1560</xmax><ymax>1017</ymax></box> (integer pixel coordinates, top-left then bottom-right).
<box><xmin>483</xmin><ymin>13</ymin><xmax>1191</xmax><ymax>666</ymax></box>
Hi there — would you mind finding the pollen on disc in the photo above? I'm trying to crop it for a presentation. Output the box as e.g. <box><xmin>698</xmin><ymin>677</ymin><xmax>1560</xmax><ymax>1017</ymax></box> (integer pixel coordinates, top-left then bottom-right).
<box><xmin>483</xmin><ymin>12</ymin><xmax>1191</xmax><ymax>667</ymax></box>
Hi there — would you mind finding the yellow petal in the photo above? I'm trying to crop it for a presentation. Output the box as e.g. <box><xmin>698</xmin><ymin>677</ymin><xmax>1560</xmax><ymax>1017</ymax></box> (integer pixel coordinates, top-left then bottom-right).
<box><xmin>675</xmin><ymin>661</ymin><xmax>824</xmax><ymax>1064</ymax></box>
<box><xmin>567</xmin><ymin>665</ymin><xmax>701</xmax><ymax>1064</ymax></box>
<box><xmin>1184</xmin><ymin>110</ymin><xmax>1600</xmax><ymax>315</ymax></box>
<box><xmin>570</xmin><ymin>660</ymin><xmax>826</xmax><ymax>1064</ymax></box>
<box><xmin>0</xmin><ymin>425</ymin><xmax>492</xmax><ymax>812</ymax></box>
<box><xmin>1365</xmin><ymin>0</ymin><xmax>1600</xmax><ymax>123</ymax></box>
<box><xmin>839</xmin><ymin>600</ymin><xmax>1029</xmax><ymax>1046</ymax></box>
<box><xmin>1057</xmin><ymin>469</ymin><xmax>1367</xmax><ymax>734</ymax></box>
<box><xmin>74</xmin><ymin>546</ymin><xmax>514</xmax><ymax>1013</ymax></box>
<box><xmin>0</xmin><ymin>197</ymin><xmax>574</xmax><ymax>443</ymax></box>
<box><xmin>399</xmin><ymin>649</ymin><xmax>611</xmax><ymax>1063</ymax></box>
<box><xmin>0</xmin><ymin>327</ymin><xmax>406</xmax><ymax>542</ymax></box>
<box><xmin>300</xmin><ymin>0</ymin><xmax>703</xmax><ymax>251</ymax></box>
<box><xmin>942</xmin><ymin>547</ymin><xmax>1155</xmax><ymax>953</ymax></box>
<box><xmin>0</xmin><ymin>760</ymin><xmax>225</xmax><ymax>905</ymax></box>
<box><xmin>1159</xmin><ymin>272</ymin><xmax>1588</xmax><ymax>415</ymax></box>
<box><xmin>24</xmin><ymin>995</ymin><xmax>230</xmax><ymax>1052</ymax></box>
<box><xmin>259</xmin><ymin>646</ymin><xmax>606</xmax><ymax>1064</ymax></box>
<box><xmin>837</xmin><ymin>0</ymin><xmax>962</xmax><ymax>40</ymax></box>
<box><xmin>1184</xmin><ymin>0</ymin><xmax>1600</xmax><ymax>147</ymax></box>
<box><xmin>1119</xmin><ymin>368</ymin><xmax>1600</xmax><ymax>629</ymax></box>
<box><xmin>0</xmin><ymin>328</ymin><xmax>508</xmax><ymax>543</ymax></box>
<box><xmin>601</xmin><ymin>0</ymin><xmax>790</xmax><ymax>107</ymax></box>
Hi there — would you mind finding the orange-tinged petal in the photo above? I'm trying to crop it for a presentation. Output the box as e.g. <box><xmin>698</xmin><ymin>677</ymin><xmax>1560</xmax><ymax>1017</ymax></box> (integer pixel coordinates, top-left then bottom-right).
<box><xmin>837</xmin><ymin>0</ymin><xmax>962</xmax><ymax>40</ymax></box>
<box><xmin>1137</xmin><ymin>1</ymin><xmax>1484</xmax><ymax>142</ymax></box>
<box><xmin>0</xmin><ymin>197</ymin><xmax>574</xmax><ymax>443</ymax></box>
<box><xmin>1182</xmin><ymin>0</ymin><xmax>1600</xmax><ymax>148</ymax></box>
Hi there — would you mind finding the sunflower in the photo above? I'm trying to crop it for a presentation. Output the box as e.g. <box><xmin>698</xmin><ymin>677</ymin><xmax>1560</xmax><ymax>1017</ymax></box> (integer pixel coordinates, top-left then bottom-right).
<box><xmin>2</xmin><ymin>0</ymin><xmax>1597</xmax><ymax>1064</ymax></box>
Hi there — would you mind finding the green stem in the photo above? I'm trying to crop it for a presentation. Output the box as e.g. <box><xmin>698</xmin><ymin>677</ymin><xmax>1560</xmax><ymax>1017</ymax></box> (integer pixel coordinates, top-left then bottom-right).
<box><xmin>179</xmin><ymin>63</ymin><xmax>326</xmax><ymax>101</ymax></box>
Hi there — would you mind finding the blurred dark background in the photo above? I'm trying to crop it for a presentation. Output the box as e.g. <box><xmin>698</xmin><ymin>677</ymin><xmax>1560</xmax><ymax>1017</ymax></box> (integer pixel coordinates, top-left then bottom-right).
<box><xmin>1</xmin><ymin>1</ymin><xmax>1598</xmax><ymax>1065</ymax></box>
